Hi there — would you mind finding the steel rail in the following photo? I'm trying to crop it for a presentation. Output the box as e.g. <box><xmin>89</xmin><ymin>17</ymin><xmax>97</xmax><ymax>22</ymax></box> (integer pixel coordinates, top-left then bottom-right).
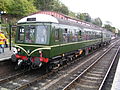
<box><xmin>0</xmin><ymin>70</ymin><xmax>28</xmax><ymax>84</ymax></box>
<box><xmin>15</xmin><ymin>50</ymin><xmax>105</xmax><ymax>90</ymax></box>
<box><xmin>14</xmin><ymin>48</ymin><xmax>101</xmax><ymax>89</ymax></box>
<box><xmin>63</xmin><ymin>40</ymin><xmax>119</xmax><ymax>90</ymax></box>
<box><xmin>98</xmin><ymin>46</ymin><xmax>120</xmax><ymax>90</ymax></box>
<box><xmin>15</xmin><ymin>71</ymin><xmax>56</xmax><ymax>90</ymax></box>
<box><xmin>10</xmin><ymin>40</ymin><xmax>120</xmax><ymax>90</ymax></box>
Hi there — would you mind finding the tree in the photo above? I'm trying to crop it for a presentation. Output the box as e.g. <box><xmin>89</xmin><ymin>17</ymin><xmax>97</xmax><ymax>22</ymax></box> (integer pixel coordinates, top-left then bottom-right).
<box><xmin>34</xmin><ymin>0</ymin><xmax>54</xmax><ymax>11</ymax></box>
<box><xmin>0</xmin><ymin>0</ymin><xmax>37</xmax><ymax>16</ymax></box>
<box><xmin>52</xmin><ymin>1</ymin><xmax>69</xmax><ymax>15</ymax></box>
<box><xmin>103</xmin><ymin>24</ymin><xmax>116</xmax><ymax>33</ymax></box>
<box><xmin>76</xmin><ymin>13</ymin><xmax>85</xmax><ymax>21</ymax></box>
<box><xmin>0</xmin><ymin>0</ymin><xmax>13</xmax><ymax>12</ymax></box>
<box><xmin>57</xmin><ymin>3</ymin><xmax>69</xmax><ymax>15</ymax></box>
<box><xmin>84</xmin><ymin>13</ymin><xmax>91</xmax><ymax>22</ymax></box>
<box><xmin>92</xmin><ymin>17</ymin><xmax>102</xmax><ymax>27</ymax></box>
<box><xmin>9</xmin><ymin>0</ymin><xmax>37</xmax><ymax>16</ymax></box>
<box><xmin>68</xmin><ymin>11</ymin><xmax>76</xmax><ymax>18</ymax></box>
<box><xmin>34</xmin><ymin>0</ymin><xmax>69</xmax><ymax>15</ymax></box>
<box><xmin>76</xmin><ymin>13</ymin><xmax>91</xmax><ymax>22</ymax></box>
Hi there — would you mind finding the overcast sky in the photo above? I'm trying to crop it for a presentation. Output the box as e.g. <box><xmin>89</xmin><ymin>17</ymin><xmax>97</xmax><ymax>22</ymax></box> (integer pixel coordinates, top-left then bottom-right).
<box><xmin>60</xmin><ymin>0</ymin><xmax>120</xmax><ymax>29</ymax></box>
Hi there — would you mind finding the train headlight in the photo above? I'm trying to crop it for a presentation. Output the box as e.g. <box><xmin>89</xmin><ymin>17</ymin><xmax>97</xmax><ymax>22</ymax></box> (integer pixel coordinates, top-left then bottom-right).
<box><xmin>27</xmin><ymin>50</ymin><xmax>30</xmax><ymax>54</ymax></box>
<box><xmin>39</xmin><ymin>51</ymin><xmax>42</xmax><ymax>57</ymax></box>
<box><xmin>13</xmin><ymin>47</ymin><xmax>18</xmax><ymax>54</ymax></box>
<box><xmin>17</xmin><ymin>48</ymin><xmax>21</xmax><ymax>52</ymax></box>
<box><xmin>39</xmin><ymin>50</ymin><xmax>42</xmax><ymax>54</ymax></box>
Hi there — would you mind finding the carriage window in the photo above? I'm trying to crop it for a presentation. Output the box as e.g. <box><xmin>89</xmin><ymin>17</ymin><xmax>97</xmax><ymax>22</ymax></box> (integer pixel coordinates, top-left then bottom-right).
<box><xmin>25</xmin><ymin>26</ymin><xmax>35</xmax><ymax>43</ymax></box>
<box><xmin>35</xmin><ymin>26</ymin><xmax>47</xmax><ymax>44</ymax></box>
<box><xmin>18</xmin><ymin>26</ymin><xmax>25</xmax><ymax>42</ymax></box>
<box><xmin>71</xmin><ymin>29</ymin><xmax>78</xmax><ymax>42</ymax></box>
<box><xmin>63</xmin><ymin>28</ymin><xmax>68</xmax><ymax>43</ymax></box>
<box><xmin>78</xmin><ymin>30</ymin><xmax>81</xmax><ymax>36</ymax></box>
<box><xmin>78</xmin><ymin>30</ymin><xmax>82</xmax><ymax>41</ymax></box>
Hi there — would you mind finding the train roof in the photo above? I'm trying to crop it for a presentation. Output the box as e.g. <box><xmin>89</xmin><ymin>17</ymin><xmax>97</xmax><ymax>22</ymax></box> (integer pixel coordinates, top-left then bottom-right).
<box><xmin>18</xmin><ymin>14</ymin><xmax>59</xmax><ymax>24</ymax></box>
<box><xmin>18</xmin><ymin>13</ymin><xmax>82</xmax><ymax>27</ymax></box>
<box><xmin>18</xmin><ymin>11</ymin><xmax>104</xmax><ymax>30</ymax></box>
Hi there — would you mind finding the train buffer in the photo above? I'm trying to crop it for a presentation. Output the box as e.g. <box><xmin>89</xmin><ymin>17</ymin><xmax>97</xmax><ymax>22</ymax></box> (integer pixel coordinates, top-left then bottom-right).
<box><xmin>0</xmin><ymin>48</ymin><xmax>13</xmax><ymax>61</ymax></box>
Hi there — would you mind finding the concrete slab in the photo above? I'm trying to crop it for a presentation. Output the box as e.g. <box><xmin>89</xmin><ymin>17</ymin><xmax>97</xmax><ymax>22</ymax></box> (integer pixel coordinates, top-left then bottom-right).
<box><xmin>0</xmin><ymin>48</ymin><xmax>13</xmax><ymax>61</ymax></box>
<box><xmin>111</xmin><ymin>58</ymin><xmax>120</xmax><ymax>90</ymax></box>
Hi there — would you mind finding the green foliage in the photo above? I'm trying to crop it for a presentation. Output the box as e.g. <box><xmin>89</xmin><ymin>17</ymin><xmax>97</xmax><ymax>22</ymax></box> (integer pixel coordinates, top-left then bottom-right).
<box><xmin>76</xmin><ymin>13</ymin><xmax>91</xmax><ymax>22</ymax></box>
<box><xmin>76</xmin><ymin>13</ymin><xmax>85</xmax><ymax>21</ymax></box>
<box><xmin>0</xmin><ymin>0</ymin><xmax>13</xmax><ymax>11</ymax></box>
<box><xmin>53</xmin><ymin>1</ymin><xmax>69</xmax><ymax>15</ymax></box>
<box><xmin>55</xmin><ymin>3</ymin><xmax>69</xmax><ymax>15</ymax></box>
<box><xmin>34</xmin><ymin>0</ymin><xmax>53</xmax><ymax>10</ymax></box>
<box><xmin>68</xmin><ymin>11</ymin><xmax>76</xmax><ymax>18</ymax></box>
<box><xmin>103</xmin><ymin>24</ymin><xmax>116</xmax><ymax>33</ymax></box>
<box><xmin>0</xmin><ymin>0</ymin><xmax>37</xmax><ymax>16</ymax></box>
<box><xmin>34</xmin><ymin>0</ymin><xmax>69</xmax><ymax>15</ymax></box>
<box><xmin>76</xmin><ymin>13</ymin><xmax>103</xmax><ymax>27</ymax></box>
<box><xmin>9</xmin><ymin>0</ymin><xmax>37</xmax><ymax>16</ymax></box>
<box><xmin>92</xmin><ymin>17</ymin><xmax>102</xmax><ymax>27</ymax></box>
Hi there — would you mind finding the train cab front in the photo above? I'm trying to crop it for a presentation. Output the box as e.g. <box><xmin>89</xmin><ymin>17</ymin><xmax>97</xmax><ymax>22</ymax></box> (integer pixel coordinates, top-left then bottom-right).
<box><xmin>11</xmin><ymin>21</ymin><xmax>51</xmax><ymax>69</ymax></box>
<box><xmin>11</xmin><ymin>46</ymin><xmax>49</xmax><ymax>69</ymax></box>
<box><xmin>11</xmin><ymin>47</ymin><xmax>29</xmax><ymax>66</ymax></box>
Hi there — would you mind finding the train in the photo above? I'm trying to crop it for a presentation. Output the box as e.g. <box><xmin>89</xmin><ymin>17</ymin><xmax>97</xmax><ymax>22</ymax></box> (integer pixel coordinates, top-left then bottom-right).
<box><xmin>11</xmin><ymin>11</ymin><xmax>113</xmax><ymax>70</ymax></box>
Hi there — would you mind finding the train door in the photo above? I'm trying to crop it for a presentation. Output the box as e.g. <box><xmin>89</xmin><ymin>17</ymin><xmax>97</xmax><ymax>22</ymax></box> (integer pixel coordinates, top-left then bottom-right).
<box><xmin>54</xmin><ymin>28</ymin><xmax>60</xmax><ymax>44</ymax></box>
<box><xmin>54</xmin><ymin>27</ymin><xmax>63</xmax><ymax>56</ymax></box>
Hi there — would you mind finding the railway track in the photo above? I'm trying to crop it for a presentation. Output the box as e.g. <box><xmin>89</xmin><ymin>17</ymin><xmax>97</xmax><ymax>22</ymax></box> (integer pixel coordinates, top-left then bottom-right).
<box><xmin>0</xmin><ymin>44</ymin><xmax>110</xmax><ymax>90</ymax></box>
<box><xmin>0</xmin><ymin>59</ymin><xmax>31</xmax><ymax>85</ymax></box>
<box><xmin>0</xmin><ymin>39</ymin><xmax>119</xmax><ymax>90</ymax></box>
<box><xmin>22</xmin><ymin>40</ymin><xmax>120</xmax><ymax>90</ymax></box>
<box><xmin>101</xmin><ymin>50</ymin><xmax>120</xmax><ymax>90</ymax></box>
<box><xmin>0</xmin><ymin>59</ymin><xmax>21</xmax><ymax>82</ymax></box>
<box><xmin>0</xmin><ymin>67</ymin><xmax>48</xmax><ymax>90</ymax></box>
<box><xmin>0</xmin><ymin>70</ymin><xmax>29</xmax><ymax>84</ymax></box>
<box><xmin>0</xmin><ymin>59</ymin><xmax>15</xmax><ymax>75</ymax></box>
<box><xmin>62</xmin><ymin>42</ymin><xmax>120</xmax><ymax>90</ymax></box>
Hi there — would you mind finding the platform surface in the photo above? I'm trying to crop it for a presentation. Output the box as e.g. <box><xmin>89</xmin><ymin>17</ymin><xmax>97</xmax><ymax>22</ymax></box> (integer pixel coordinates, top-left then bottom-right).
<box><xmin>0</xmin><ymin>48</ymin><xmax>13</xmax><ymax>61</ymax></box>
<box><xmin>111</xmin><ymin>58</ymin><xmax>120</xmax><ymax>90</ymax></box>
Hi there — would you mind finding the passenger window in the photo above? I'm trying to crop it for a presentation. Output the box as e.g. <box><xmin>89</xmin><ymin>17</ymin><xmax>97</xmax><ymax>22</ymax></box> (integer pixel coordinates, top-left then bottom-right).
<box><xmin>63</xmin><ymin>28</ymin><xmax>68</xmax><ymax>43</ymax></box>
<box><xmin>78</xmin><ymin>30</ymin><xmax>82</xmax><ymax>41</ymax></box>
<box><xmin>71</xmin><ymin>29</ymin><xmax>78</xmax><ymax>42</ymax></box>
<box><xmin>55</xmin><ymin>29</ymin><xmax>59</xmax><ymax>41</ymax></box>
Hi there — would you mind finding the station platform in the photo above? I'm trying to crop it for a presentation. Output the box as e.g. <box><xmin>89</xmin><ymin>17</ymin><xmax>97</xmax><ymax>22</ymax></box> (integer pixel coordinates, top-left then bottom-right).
<box><xmin>111</xmin><ymin>58</ymin><xmax>120</xmax><ymax>90</ymax></box>
<box><xmin>0</xmin><ymin>48</ymin><xmax>13</xmax><ymax>61</ymax></box>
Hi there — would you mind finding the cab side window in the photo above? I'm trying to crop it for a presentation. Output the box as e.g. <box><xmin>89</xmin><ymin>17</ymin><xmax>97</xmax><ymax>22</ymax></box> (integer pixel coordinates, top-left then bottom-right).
<box><xmin>18</xmin><ymin>26</ymin><xmax>25</xmax><ymax>42</ymax></box>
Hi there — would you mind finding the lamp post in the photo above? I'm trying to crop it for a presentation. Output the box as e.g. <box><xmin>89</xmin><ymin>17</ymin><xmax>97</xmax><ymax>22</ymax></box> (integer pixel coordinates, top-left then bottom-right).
<box><xmin>0</xmin><ymin>11</ymin><xmax>6</xmax><ymax>30</ymax></box>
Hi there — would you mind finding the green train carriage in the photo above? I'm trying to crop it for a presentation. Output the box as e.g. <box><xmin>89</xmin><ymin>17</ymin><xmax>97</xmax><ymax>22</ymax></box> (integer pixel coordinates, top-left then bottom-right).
<box><xmin>11</xmin><ymin>11</ymin><xmax>111</xmax><ymax>69</ymax></box>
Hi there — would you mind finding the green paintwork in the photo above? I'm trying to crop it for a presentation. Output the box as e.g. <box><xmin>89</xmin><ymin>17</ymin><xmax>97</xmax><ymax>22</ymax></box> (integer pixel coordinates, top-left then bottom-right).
<box><xmin>14</xmin><ymin>22</ymin><xmax>109</xmax><ymax>59</ymax></box>
<box><xmin>14</xmin><ymin>38</ymin><xmax>101</xmax><ymax>58</ymax></box>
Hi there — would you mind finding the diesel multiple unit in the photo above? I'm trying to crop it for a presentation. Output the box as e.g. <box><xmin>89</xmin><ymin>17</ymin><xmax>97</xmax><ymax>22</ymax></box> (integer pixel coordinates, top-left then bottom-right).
<box><xmin>11</xmin><ymin>11</ymin><xmax>112</xmax><ymax>69</ymax></box>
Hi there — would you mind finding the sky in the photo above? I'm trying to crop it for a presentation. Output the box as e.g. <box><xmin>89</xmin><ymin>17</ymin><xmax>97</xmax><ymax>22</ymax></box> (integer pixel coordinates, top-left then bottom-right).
<box><xmin>60</xmin><ymin>0</ymin><xmax>120</xmax><ymax>29</ymax></box>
